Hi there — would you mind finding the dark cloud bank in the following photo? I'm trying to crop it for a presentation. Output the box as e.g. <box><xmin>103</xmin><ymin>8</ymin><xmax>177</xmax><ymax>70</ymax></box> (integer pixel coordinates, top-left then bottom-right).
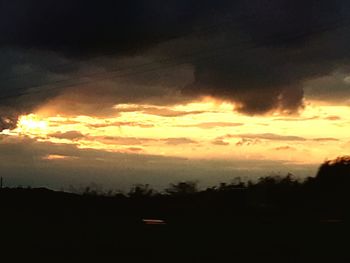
<box><xmin>1</xmin><ymin>0</ymin><xmax>350</xmax><ymax>129</ymax></box>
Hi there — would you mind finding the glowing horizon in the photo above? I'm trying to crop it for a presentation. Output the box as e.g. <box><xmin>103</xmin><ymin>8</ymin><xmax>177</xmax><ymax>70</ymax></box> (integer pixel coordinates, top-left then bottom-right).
<box><xmin>2</xmin><ymin>97</ymin><xmax>349</xmax><ymax>166</ymax></box>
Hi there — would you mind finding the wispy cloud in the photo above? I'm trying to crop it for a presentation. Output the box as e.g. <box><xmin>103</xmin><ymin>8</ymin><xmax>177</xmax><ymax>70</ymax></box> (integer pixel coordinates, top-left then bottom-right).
<box><xmin>114</xmin><ymin>104</ymin><xmax>205</xmax><ymax>117</ymax></box>
<box><xmin>211</xmin><ymin>139</ymin><xmax>230</xmax><ymax>146</ymax></box>
<box><xmin>178</xmin><ymin>122</ymin><xmax>243</xmax><ymax>129</ymax></box>
<box><xmin>312</xmin><ymin>138</ymin><xmax>339</xmax><ymax>142</ymax></box>
<box><xmin>274</xmin><ymin>116</ymin><xmax>319</xmax><ymax>122</ymax></box>
<box><xmin>163</xmin><ymin>138</ymin><xmax>198</xmax><ymax>145</ymax></box>
<box><xmin>49</xmin><ymin>131</ymin><xmax>85</xmax><ymax>140</ymax></box>
<box><xmin>87</xmin><ymin>122</ymin><xmax>154</xmax><ymax>129</ymax></box>
<box><xmin>220</xmin><ymin>133</ymin><xmax>307</xmax><ymax>141</ymax></box>
<box><xmin>324</xmin><ymin>116</ymin><xmax>341</xmax><ymax>121</ymax></box>
<box><xmin>274</xmin><ymin>146</ymin><xmax>296</xmax><ymax>151</ymax></box>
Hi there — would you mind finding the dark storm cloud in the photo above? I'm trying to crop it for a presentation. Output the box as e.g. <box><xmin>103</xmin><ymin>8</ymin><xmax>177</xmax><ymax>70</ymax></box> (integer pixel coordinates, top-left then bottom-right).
<box><xmin>1</xmin><ymin>0</ymin><xmax>350</xmax><ymax>129</ymax></box>
<box><xmin>304</xmin><ymin>71</ymin><xmax>350</xmax><ymax>102</ymax></box>
<box><xmin>0</xmin><ymin>48</ymin><xmax>77</xmax><ymax>129</ymax></box>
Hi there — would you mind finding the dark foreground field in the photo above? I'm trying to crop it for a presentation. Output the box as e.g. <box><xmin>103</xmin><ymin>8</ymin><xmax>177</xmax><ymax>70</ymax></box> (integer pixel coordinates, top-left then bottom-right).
<box><xmin>1</xmin><ymin>157</ymin><xmax>350</xmax><ymax>262</ymax></box>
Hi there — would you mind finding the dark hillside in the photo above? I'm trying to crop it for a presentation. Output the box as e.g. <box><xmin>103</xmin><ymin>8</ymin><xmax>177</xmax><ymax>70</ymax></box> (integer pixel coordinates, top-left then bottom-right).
<box><xmin>1</xmin><ymin>157</ymin><xmax>350</xmax><ymax>262</ymax></box>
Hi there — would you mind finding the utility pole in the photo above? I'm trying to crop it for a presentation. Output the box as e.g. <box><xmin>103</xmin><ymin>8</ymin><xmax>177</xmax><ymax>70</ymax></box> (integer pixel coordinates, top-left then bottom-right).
<box><xmin>0</xmin><ymin>177</ymin><xmax>3</xmax><ymax>189</ymax></box>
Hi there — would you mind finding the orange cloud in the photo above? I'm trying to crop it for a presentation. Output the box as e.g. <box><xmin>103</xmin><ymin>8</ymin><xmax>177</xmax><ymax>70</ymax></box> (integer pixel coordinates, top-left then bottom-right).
<box><xmin>274</xmin><ymin>146</ymin><xmax>296</xmax><ymax>151</ymax></box>
<box><xmin>178</xmin><ymin>122</ymin><xmax>243</xmax><ymax>129</ymax></box>
<box><xmin>49</xmin><ymin>131</ymin><xmax>85</xmax><ymax>140</ymax></box>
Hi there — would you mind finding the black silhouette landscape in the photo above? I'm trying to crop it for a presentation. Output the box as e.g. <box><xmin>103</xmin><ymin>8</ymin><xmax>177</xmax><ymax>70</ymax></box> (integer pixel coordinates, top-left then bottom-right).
<box><xmin>1</xmin><ymin>1</ymin><xmax>350</xmax><ymax>262</ymax></box>
<box><xmin>1</xmin><ymin>156</ymin><xmax>349</xmax><ymax>262</ymax></box>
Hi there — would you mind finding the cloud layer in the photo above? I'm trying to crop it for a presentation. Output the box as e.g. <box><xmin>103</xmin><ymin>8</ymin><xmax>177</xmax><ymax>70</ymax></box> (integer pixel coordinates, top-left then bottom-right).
<box><xmin>1</xmin><ymin>0</ymin><xmax>350</xmax><ymax>129</ymax></box>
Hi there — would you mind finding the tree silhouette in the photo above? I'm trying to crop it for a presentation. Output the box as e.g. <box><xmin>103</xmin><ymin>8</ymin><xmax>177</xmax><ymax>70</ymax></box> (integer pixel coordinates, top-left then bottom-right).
<box><xmin>128</xmin><ymin>184</ymin><xmax>154</xmax><ymax>198</ymax></box>
<box><xmin>1</xmin><ymin>156</ymin><xmax>350</xmax><ymax>261</ymax></box>
<box><xmin>300</xmin><ymin>156</ymin><xmax>350</xmax><ymax>216</ymax></box>
<box><xmin>316</xmin><ymin>156</ymin><xmax>350</xmax><ymax>185</ymax></box>
<box><xmin>165</xmin><ymin>181</ymin><xmax>198</xmax><ymax>196</ymax></box>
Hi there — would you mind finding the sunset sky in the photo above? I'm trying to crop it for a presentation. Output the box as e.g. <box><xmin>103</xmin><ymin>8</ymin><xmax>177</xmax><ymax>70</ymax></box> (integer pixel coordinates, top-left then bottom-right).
<box><xmin>1</xmin><ymin>1</ymin><xmax>350</xmax><ymax>190</ymax></box>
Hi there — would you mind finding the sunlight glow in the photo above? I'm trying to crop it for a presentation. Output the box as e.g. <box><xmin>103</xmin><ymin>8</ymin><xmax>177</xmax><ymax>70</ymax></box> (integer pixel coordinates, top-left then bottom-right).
<box><xmin>17</xmin><ymin>114</ymin><xmax>48</xmax><ymax>134</ymax></box>
<box><xmin>2</xmin><ymin>99</ymin><xmax>350</xmax><ymax>165</ymax></box>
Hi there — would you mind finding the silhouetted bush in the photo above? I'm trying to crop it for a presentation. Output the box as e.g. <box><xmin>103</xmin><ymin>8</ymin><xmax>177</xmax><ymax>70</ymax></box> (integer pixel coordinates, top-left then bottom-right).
<box><xmin>128</xmin><ymin>184</ymin><xmax>154</xmax><ymax>198</ymax></box>
<box><xmin>165</xmin><ymin>181</ymin><xmax>198</xmax><ymax>196</ymax></box>
<box><xmin>1</xmin><ymin>156</ymin><xmax>350</xmax><ymax>261</ymax></box>
<box><xmin>315</xmin><ymin>156</ymin><xmax>350</xmax><ymax>185</ymax></box>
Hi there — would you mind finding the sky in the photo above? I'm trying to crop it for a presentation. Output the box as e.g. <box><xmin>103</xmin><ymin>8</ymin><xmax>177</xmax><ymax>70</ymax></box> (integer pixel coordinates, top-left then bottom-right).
<box><xmin>0</xmin><ymin>1</ymin><xmax>350</xmax><ymax>190</ymax></box>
